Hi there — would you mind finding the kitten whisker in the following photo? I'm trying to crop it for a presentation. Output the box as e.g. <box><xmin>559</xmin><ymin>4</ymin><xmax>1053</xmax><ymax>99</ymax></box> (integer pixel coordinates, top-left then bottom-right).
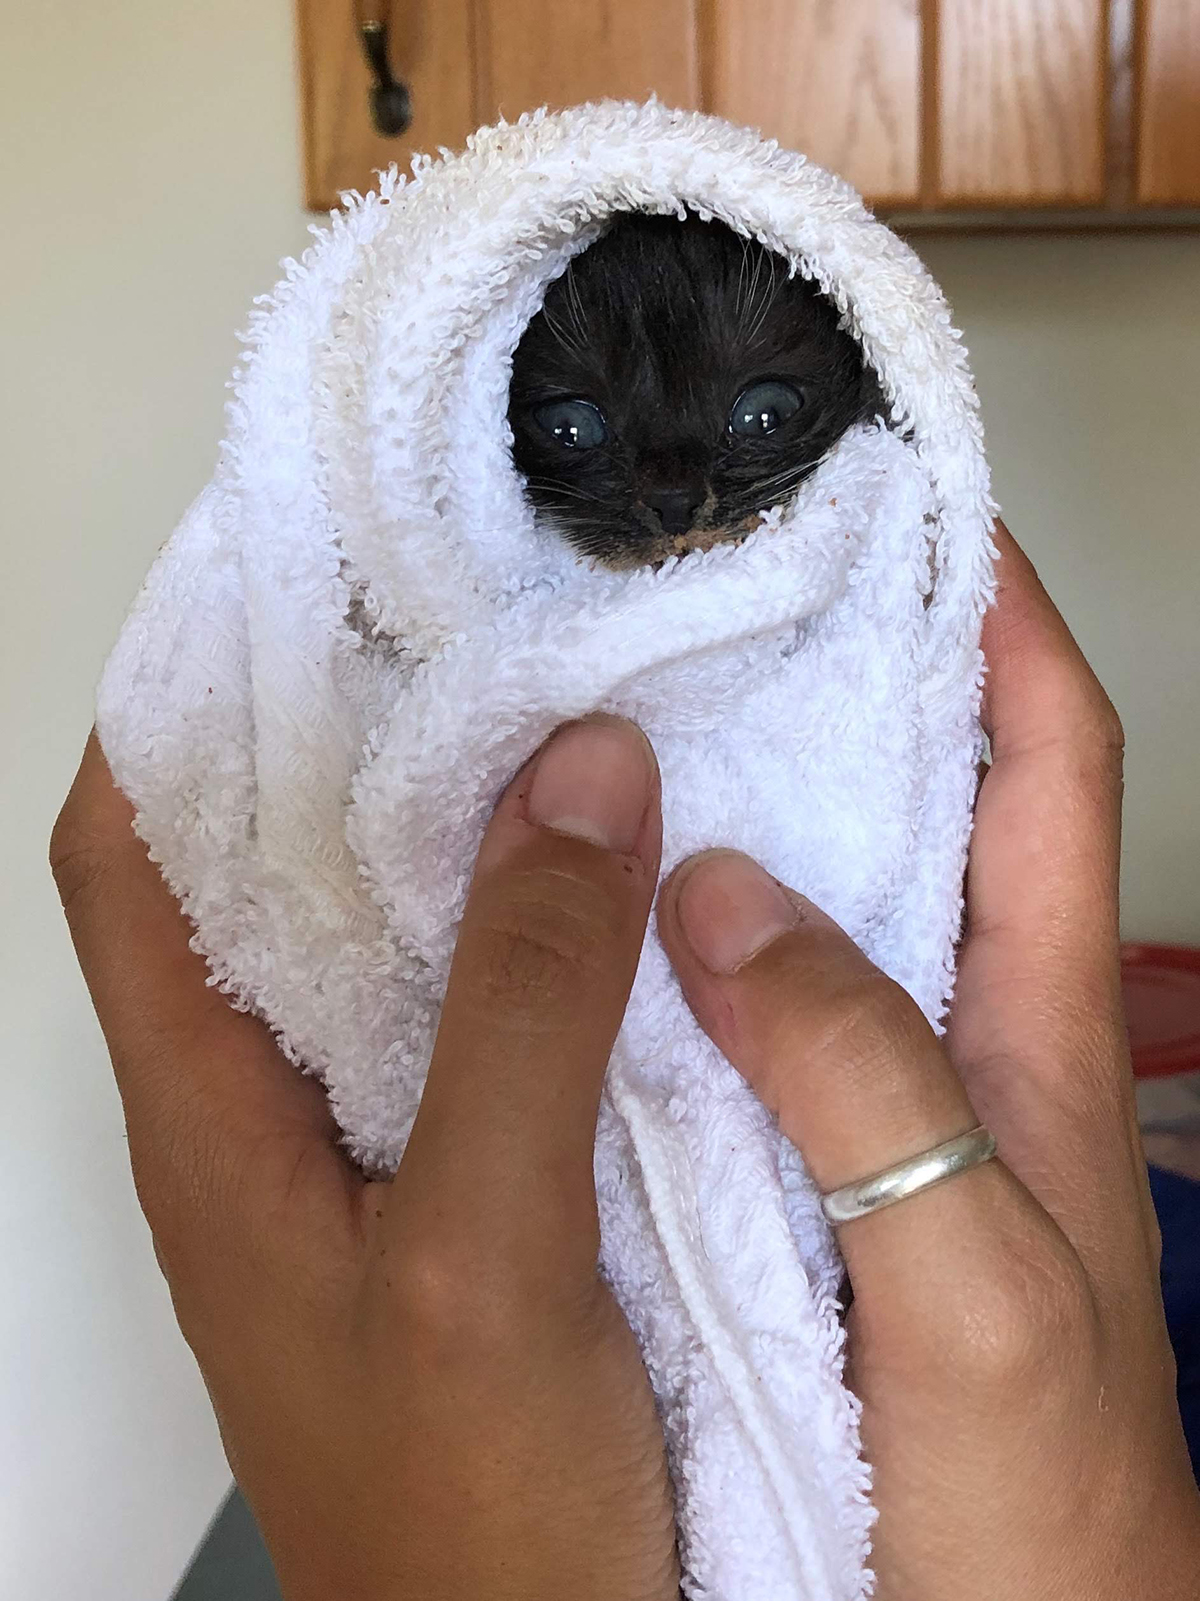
<box><xmin>718</xmin><ymin>458</ymin><xmax>827</xmax><ymax>517</ymax></box>
<box><xmin>522</xmin><ymin>479</ymin><xmax>614</xmax><ymax>510</ymax></box>
<box><xmin>743</xmin><ymin>255</ymin><xmax>784</xmax><ymax>347</ymax></box>
<box><xmin>564</xmin><ymin>262</ymin><xmax>591</xmax><ymax>346</ymax></box>
<box><xmin>508</xmin><ymin>208</ymin><xmax>870</xmax><ymax>569</ymax></box>
<box><xmin>540</xmin><ymin>299</ymin><xmax>590</xmax><ymax>364</ymax></box>
<box><xmin>743</xmin><ymin>456</ymin><xmax>822</xmax><ymax>492</ymax></box>
<box><xmin>741</xmin><ymin>246</ymin><xmax>766</xmax><ymax>329</ymax></box>
<box><xmin>734</xmin><ymin>234</ymin><xmax>754</xmax><ymax>320</ymax></box>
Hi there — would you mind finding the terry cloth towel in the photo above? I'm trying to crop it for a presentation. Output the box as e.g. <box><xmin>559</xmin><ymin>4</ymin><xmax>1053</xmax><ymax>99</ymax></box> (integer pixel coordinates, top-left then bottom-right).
<box><xmin>98</xmin><ymin>100</ymin><xmax>996</xmax><ymax>1600</ymax></box>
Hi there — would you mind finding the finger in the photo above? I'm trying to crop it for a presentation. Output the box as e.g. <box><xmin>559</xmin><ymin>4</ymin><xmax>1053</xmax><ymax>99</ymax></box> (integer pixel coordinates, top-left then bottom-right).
<box><xmin>967</xmin><ymin>520</ymin><xmax>1125</xmax><ymax>1011</ymax></box>
<box><xmin>657</xmin><ymin>850</ymin><xmax>1039</xmax><ymax>1323</ymax></box>
<box><xmin>947</xmin><ymin>525</ymin><xmax>1149</xmax><ymax>1273</ymax></box>
<box><xmin>387</xmin><ymin>715</ymin><xmax>662</xmax><ymax>1284</ymax></box>
<box><xmin>51</xmin><ymin>734</ymin><xmax>347</xmax><ymax>1219</ymax></box>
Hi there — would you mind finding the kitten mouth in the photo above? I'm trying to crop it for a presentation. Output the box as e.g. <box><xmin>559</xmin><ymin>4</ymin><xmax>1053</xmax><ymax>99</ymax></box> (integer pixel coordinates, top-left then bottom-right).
<box><xmin>597</xmin><ymin>488</ymin><xmax>761</xmax><ymax>571</ymax></box>
<box><xmin>600</xmin><ymin>512</ymin><xmax>761</xmax><ymax>572</ymax></box>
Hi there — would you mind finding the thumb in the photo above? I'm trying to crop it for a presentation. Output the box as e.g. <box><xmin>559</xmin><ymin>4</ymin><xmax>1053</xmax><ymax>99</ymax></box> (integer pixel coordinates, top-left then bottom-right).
<box><xmin>656</xmin><ymin>849</ymin><xmax>1032</xmax><ymax>1328</ymax></box>
<box><xmin>387</xmin><ymin>716</ymin><xmax>662</xmax><ymax>1288</ymax></box>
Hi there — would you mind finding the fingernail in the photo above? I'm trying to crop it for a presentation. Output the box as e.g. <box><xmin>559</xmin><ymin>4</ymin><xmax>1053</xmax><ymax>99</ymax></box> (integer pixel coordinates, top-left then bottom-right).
<box><xmin>674</xmin><ymin>850</ymin><xmax>800</xmax><ymax>973</ymax></box>
<box><xmin>525</xmin><ymin>715</ymin><xmax>654</xmax><ymax>854</ymax></box>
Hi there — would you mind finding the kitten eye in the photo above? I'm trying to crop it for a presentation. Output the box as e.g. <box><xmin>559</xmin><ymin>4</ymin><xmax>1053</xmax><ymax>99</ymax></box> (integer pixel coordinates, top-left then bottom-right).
<box><xmin>532</xmin><ymin>398</ymin><xmax>608</xmax><ymax>449</ymax></box>
<box><xmin>728</xmin><ymin>380</ymin><xmax>805</xmax><ymax>437</ymax></box>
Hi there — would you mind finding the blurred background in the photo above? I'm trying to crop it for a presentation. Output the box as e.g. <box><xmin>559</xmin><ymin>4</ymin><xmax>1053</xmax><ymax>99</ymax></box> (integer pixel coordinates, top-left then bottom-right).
<box><xmin>2</xmin><ymin>2</ymin><xmax>1198</xmax><ymax>1597</ymax></box>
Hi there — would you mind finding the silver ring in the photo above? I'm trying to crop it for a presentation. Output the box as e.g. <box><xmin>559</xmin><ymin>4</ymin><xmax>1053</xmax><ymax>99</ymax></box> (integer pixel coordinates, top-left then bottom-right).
<box><xmin>819</xmin><ymin>1125</ymin><xmax>998</xmax><ymax>1225</ymax></box>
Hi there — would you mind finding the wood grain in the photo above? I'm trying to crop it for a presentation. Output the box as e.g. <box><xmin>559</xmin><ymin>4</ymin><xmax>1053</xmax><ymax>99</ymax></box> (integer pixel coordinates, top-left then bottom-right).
<box><xmin>297</xmin><ymin>0</ymin><xmax>477</xmax><ymax>211</ymax></box>
<box><xmin>1137</xmin><ymin>0</ymin><xmax>1200</xmax><ymax>203</ymax></box>
<box><xmin>476</xmin><ymin>0</ymin><xmax>699</xmax><ymax>124</ymax></box>
<box><xmin>705</xmin><ymin>0</ymin><xmax>921</xmax><ymax>205</ymax></box>
<box><xmin>1105</xmin><ymin>0</ymin><xmax>1136</xmax><ymax>209</ymax></box>
<box><xmin>935</xmin><ymin>0</ymin><xmax>1107</xmax><ymax>204</ymax></box>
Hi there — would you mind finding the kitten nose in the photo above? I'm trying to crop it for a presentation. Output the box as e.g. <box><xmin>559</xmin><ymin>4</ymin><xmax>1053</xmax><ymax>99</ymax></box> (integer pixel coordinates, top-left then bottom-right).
<box><xmin>643</xmin><ymin>486</ymin><xmax>704</xmax><ymax>536</ymax></box>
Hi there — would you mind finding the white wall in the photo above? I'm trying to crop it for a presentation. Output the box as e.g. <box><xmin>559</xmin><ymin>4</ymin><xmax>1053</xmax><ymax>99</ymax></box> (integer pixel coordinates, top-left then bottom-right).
<box><xmin>0</xmin><ymin>4</ymin><xmax>312</xmax><ymax>1598</ymax></box>
<box><xmin>2</xmin><ymin>7</ymin><xmax>1198</xmax><ymax>1598</ymax></box>
<box><xmin>921</xmin><ymin>231</ymin><xmax>1200</xmax><ymax>944</ymax></box>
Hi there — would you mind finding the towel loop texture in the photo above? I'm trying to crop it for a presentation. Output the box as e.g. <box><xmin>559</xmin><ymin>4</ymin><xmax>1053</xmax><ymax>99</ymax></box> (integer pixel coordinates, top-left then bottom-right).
<box><xmin>98</xmin><ymin>99</ymin><xmax>997</xmax><ymax>1600</ymax></box>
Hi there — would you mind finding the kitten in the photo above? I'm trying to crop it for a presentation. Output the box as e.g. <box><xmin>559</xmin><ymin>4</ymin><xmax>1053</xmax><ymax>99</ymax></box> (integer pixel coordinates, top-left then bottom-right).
<box><xmin>507</xmin><ymin>209</ymin><xmax>879</xmax><ymax>568</ymax></box>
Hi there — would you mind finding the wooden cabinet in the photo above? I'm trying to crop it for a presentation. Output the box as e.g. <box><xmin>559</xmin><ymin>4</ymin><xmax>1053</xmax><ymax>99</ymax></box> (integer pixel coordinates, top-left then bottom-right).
<box><xmin>296</xmin><ymin>1</ymin><xmax>475</xmax><ymax>214</ymax></box>
<box><xmin>708</xmin><ymin>1</ymin><xmax>922</xmax><ymax>208</ymax></box>
<box><xmin>476</xmin><ymin>0</ymin><xmax>699</xmax><ymax>120</ymax></box>
<box><xmin>297</xmin><ymin>1</ymin><xmax>1200</xmax><ymax>220</ymax></box>
<box><xmin>1137</xmin><ymin>0</ymin><xmax>1200</xmax><ymax>203</ymax></box>
<box><xmin>934</xmin><ymin>0</ymin><xmax>1107</xmax><ymax>205</ymax></box>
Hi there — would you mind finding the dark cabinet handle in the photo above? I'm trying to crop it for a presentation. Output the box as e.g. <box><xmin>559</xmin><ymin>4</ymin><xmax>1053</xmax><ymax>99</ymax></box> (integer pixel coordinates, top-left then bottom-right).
<box><xmin>359</xmin><ymin>17</ymin><xmax>412</xmax><ymax>137</ymax></box>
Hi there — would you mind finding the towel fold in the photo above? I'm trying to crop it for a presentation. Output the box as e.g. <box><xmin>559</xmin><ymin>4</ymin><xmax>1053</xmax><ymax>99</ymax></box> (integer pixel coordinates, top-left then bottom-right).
<box><xmin>98</xmin><ymin>99</ymin><xmax>996</xmax><ymax>1600</ymax></box>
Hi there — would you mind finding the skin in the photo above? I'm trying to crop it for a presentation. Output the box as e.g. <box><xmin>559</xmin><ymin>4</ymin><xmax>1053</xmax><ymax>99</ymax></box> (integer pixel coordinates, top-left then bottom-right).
<box><xmin>51</xmin><ymin>523</ymin><xmax>1200</xmax><ymax>1599</ymax></box>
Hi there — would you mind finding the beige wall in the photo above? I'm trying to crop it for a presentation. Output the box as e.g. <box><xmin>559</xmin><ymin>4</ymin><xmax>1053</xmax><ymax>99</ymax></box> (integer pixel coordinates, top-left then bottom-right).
<box><xmin>2</xmin><ymin>3</ymin><xmax>1198</xmax><ymax>1595</ymax></box>
<box><xmin>1</xmin><ymin>4</ymin><xmax>312</xmax><ymax>1597</ymax></box>
<box><xmin>920</xmin><ymin>231</ymin><xmax>1200</xmax><ymax>944</ymax></box>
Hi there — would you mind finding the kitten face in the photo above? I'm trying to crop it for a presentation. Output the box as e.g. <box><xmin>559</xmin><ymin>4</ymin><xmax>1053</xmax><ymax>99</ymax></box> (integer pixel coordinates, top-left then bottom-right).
<box><xmin>507</xmin><ymin>210</ymin><xmax>878</xmax><ymax>568</ymax></box>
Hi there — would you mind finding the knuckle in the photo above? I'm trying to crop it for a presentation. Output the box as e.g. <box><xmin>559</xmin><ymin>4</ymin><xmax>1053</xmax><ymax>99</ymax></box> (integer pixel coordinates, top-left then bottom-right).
<box><xmin>946</xmin><ymin>1229</ymin><xmax>1097</xmax><ymax>1392</ymax></box>
<box><xmin>1025</xmin><ymin>646</ymin><xmax>1125</xmax><ymax>782</ymax></box>
<box><xmin>387</xmin><ymin>1240</ymin><xmax>465</xmax><ymax>1330</ymax></box>
<box><xmin>1076</xmin><ymin>665</ymin><xmax>1123</xmax><ymax>741</ymax></box>
<box><xmin>794</xmin><ymin>969</ymin><xmax>931</xmax><ymax>1089</ymax></box>
<box><xmin>135</xmin><ymin>1113</ymin><xmax>320</xmax><ymax>1345</ymax></box>
<box><xmin>383</xmin><ymin>1236</ymin><xmax>535</xmax><ymax>1357</ymax></box>
<box><xmin>129</xmin><ymin>1083</ymin><xmax>250</xmax><ymax>1268</ymax></box>
<box><xmin>952</xmin><ymin>1298</ymin><xmax>1041</xmax><ymax>1391</ymax></box>
<box><xmin>48</xmin><ymin>824</ymin><xmax>100</xmax><ymax>910</ymax></box>
<box><xmin>48</xmin><ymin>812</ymin><xmax>134</xmax><ymax>919</ymax></box>
<box><xmin>472</xmin><ymin>866</ymin><xmax>625</xmax><ymax>1017</ymax></box>
<box><xmin>1080</xmin><ymin>692</ymin><xmax>1126</xmax><ymax>775</ymax></box>
<box><xmin>131</xmin><ymin>1105</ymin><xmax>224</xmax><ymax>1251</ymax></box>
<box><xmin>1063</xmin><ymin>671</ymin><xmax>1125</xmax><ymax>768</ymax></box>
<box><xmin>1003</xmin><ymin>1016</ymin><xmax>1129</xmax><ymax>1121</ymax></box>
<box><xmin>1096</xmin><ymin>695</ymin><xmax>1125</xmax><ymax>758</ymax></box>
<box><xmin>241</xmin><ymin>1141</ymin><xmax>358</xmax><ymax>1308</ymax></box>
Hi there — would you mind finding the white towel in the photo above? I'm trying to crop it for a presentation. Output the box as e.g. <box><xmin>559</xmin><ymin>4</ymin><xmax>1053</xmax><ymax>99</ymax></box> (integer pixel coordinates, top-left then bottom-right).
<box><xmin>97</xmin><ymin>99</ymin><xmax>996</xmax><ymax>1600</ymax></box>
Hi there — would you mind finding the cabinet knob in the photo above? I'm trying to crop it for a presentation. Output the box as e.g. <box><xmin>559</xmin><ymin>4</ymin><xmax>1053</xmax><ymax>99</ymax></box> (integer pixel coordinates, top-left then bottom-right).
<box><xmin>359</xmin><ymin>17</ymin><xmax>412</xmax><ymax>138</ymax></box>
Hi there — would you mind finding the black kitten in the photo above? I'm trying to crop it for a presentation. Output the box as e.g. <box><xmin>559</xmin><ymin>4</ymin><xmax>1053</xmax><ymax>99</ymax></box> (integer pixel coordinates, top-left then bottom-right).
<box><xmin>507</xmin><ymin>210</ymin><xmax>878</xmax><ymax>568</ymax></box>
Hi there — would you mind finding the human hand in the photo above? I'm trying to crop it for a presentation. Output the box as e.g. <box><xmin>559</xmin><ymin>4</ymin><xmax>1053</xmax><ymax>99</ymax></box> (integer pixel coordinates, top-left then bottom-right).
<box><xmin>656</xmin><ymin>522</ymin><xmax>1200</xmax><ymax>1598</ymax></box>
<box><xmin>53</xmin><ymin>522</ymin><xmax>1200</xmax><ymax>1601</ymax></box>
<box><xmin>51</xmin><ymin>716</ymin><xmax>680</xmax><ymax>1601</ymax></box>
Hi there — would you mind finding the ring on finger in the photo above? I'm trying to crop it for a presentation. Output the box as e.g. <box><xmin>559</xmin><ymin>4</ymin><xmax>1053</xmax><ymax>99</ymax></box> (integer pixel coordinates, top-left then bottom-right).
<box><xmin>819</xmin><ymin>1125</ymin><xmax>998</xmax><ymax>1226</ymax></box>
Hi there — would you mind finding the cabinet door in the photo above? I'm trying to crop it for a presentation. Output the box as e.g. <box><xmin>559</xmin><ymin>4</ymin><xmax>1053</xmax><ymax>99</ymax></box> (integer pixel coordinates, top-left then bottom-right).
<box><xmin>936</xmin><ymin>0</ymin><xmax>1107</xmax><ymax>204</ymax></box>
<box><xmin>297</xmin><ymin>0</ymin><xmax>476</xmax><ymax>211</ymax></box>
<box><xmin>1137</xmin><ymin>0</ymin><xmax>1200</xmax><ymax>203</ymax></box>
<box><xmin>708</xmin><ymin>0</ymin><xmax>921</xmax><ymax>206</ymax></box>
<box><xmin>476</xmin><ymin>0</ymin><xmax>699</xmax><ymax>123</ymax></box>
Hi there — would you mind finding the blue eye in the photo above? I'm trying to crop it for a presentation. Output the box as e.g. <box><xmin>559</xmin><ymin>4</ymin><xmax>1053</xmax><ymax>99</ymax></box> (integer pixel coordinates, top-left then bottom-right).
<box><xmin>532</xmin><ymin>398</ymin><xmax>608</xmax><ymax>449</ymax></box>
<box><xmin>729</xmin><ymin>380</ymin><xmax>805</xmax><ymax>437</ymax></box>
